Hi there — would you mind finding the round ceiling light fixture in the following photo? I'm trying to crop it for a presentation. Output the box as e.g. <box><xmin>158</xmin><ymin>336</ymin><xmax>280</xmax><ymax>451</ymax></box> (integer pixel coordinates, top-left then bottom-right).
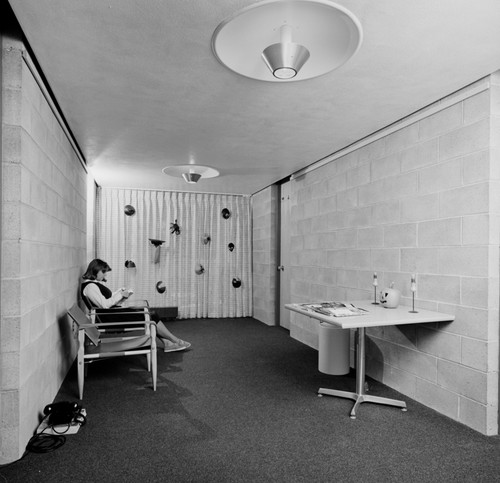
<box><xmin>261</xmin><ymin>24</ymin><xmax>310</xmax><ymax>79</ymax></box>
<box><xmin>162</xmin><ymin>165</ymin><xmax>220</xmax><ymax>184</ymax></box>
<box><xmin>182</xmin><ymin>172</ymin><xmax>202</xmax><ymax>183</ymax></box>
<box><xmin>211</xmin><ymin>0</ymin><xmax>363</xmax><ymax>82</ymax></box>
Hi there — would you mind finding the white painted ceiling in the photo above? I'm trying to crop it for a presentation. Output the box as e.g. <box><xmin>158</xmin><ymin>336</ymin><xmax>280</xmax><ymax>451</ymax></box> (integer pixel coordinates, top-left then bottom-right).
<box><xmin>7</xmin><ymin>0</ymin><xmax>500</xmax><ymax>195</ymax></box>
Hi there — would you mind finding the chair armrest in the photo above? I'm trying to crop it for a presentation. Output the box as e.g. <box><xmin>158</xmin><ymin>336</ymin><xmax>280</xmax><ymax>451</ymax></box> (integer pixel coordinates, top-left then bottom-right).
<box><xmin>90</xmin><ymin>308</ymin><xmax>151</xmax><ymax>324</ymax></box>
<box><xmin>92</xmin><ymin>321</ymin><xmax>154</xmax><ymax>328</ymax></box>
<box><xmin>92</xmin><ymin>311</ymin><xmax>150</xmax><ymax>320</ymax></box>
<box><xmin>91</xmin><ymin>307</ymin><xmax>150</xmax><ymax>314</ymax></box>
<box><xmin>121</xmin><ymin>299</ymin><xmax>149</xmax><ymax>308</ymax></box>
<box><xmin>116</xmin><ymin>306</ymin><xmax>150</xmax><ymax>311</ymax></box>
<box><xmin>77</xmin><ymin>321</ymin><xmax>151</xmax><ymax>329</ymax></box>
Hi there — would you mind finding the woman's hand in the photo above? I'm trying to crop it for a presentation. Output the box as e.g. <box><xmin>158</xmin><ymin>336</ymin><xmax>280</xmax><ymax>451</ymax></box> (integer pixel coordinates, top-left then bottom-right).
<box><xmin>120</xmin><ymin>288</ymin><xmax>131</xmax><ymax>298</ymax></box>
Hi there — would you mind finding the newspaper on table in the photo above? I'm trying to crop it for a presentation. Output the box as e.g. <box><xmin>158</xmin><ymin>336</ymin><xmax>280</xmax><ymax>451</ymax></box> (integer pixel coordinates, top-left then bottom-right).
<box><xmin>299</xmin><ymin>302</ymin><xmax>368</xmax><ymax>318</ymax></box>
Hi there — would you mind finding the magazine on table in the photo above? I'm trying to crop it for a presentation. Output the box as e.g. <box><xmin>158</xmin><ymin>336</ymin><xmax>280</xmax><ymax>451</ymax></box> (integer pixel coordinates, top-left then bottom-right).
<box><xmin>299</xmin><ymin>302</ymin><xmax>368</xmax><ymax>317</ymax></box>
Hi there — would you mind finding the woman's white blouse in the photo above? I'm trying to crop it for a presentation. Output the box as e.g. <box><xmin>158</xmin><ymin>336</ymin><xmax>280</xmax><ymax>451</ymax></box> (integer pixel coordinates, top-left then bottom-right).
<box><xmin>83</xmin><ymin>282</ymin><xmax>124</xmax><ymax>308</ymax></box>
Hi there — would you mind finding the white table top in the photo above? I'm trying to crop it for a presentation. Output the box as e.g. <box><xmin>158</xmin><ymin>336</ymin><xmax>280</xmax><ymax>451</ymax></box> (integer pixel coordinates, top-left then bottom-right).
<box><xmin>285</xmin><ymin>300</ymin><xmax>455</xmax><ymax>329</ymax></box>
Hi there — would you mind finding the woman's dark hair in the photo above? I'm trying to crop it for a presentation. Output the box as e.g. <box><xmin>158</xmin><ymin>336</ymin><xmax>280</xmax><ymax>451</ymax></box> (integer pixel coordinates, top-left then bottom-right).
<box><xmin>82</xmin><ymin>259</ymin><xmax>111</xmax><ymax>280</ymax></box>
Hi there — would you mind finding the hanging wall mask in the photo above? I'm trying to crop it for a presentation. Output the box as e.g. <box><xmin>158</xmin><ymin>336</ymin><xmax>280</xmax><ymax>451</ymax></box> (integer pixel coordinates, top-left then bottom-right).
<box><xmin>195</xmin><ymin>264</ymin><xmax>205</xmax><ymax>275</ymax></box>
<box><xmin>156</xmin><ymin>281</ymin><xmax>166</xmax><ymax>294</ymax></box>
<box><xmin>170</xmin><ymin>219</ymin><xmax>181</xmax><ymax>235</ymax></box>
<box><xmin>232</xmin><ymin>277</ymin><xmax>241</xmax><ymax>288</ymax></box>
<box><xmin>149</xmin><ymin>239</ymin><xmax>165</xmax><ymax>264</ymax></box>
<box><xmin>124</xmin><ymin>260</ymin><xmax>136</xmax><ymax>268</ymax></box>
<box><xmin>228</xmin><ymin>243</ymin><xmax>235</xmax><ymax>252</ymax></box>
<box><xmin>124</xmin><ymin>205</ymin><xmax>136</xmax><ymax>216</ymax></box>
<box><xmin>202</xmin><ymin>234</ymin><xmax>211</xmax><ymax>245</ymax></box>
<box><xmin>221</xmin><ymin>208</ymin><xmax>231</xmax><ymax>219</ymax></box>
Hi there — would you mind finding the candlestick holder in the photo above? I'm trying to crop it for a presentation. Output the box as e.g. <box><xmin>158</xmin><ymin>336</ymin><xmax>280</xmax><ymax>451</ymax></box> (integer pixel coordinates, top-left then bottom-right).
<box><xmin>409</xmin><ymin>275</ymin><xmax>418</xmax><ymax>313</ymax></box>
<box><xmin>372</xmin><ymin>272</ymin><xmax>379</xmax><ymax>305</ymax></box>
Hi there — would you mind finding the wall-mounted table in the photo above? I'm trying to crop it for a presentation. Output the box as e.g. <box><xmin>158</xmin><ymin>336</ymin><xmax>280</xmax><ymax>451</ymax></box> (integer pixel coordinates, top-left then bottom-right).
<box><xmin>285</xmin><ymin>300</ymin><xmax>454</xmax><ymax>419</ymax></box>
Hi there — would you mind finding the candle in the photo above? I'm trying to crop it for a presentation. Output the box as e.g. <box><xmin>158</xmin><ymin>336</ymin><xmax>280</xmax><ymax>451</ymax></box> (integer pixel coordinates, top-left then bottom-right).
<box><xmin>373</xmin><ymin>272</ymin><xmax>378</xmax><ymax>287</ymax></box>
<box><xmin>410</xmin><ymin>274</ymin><xmax>416</xmax><ymax>293</ymax></box>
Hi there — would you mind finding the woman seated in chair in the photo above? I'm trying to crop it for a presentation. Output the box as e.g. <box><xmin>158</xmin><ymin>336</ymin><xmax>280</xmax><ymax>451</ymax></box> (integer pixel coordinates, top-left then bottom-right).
<box><xmin>81</xmin><ymin>259</ymin><xmax>191</xmax><ymax>352</ymax></box>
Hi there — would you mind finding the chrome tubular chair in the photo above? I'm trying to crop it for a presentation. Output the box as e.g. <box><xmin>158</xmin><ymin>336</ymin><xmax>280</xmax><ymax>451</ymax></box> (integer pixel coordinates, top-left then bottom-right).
<box><xmin>67</xmin><ymin>304</ymin><xmax>157</xmax><ymax>400</ymax></box>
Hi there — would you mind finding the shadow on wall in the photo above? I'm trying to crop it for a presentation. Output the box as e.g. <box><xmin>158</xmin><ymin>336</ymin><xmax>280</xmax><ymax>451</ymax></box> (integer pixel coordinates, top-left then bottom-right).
<box><xmin>365</xmin><ymin>319</ymin><xmax>455</xmax><ymax>385</ymax></box>
<box><xmin>365</xmin><ymin>335</ymin><xmax>384</xmax><ymax>380</ymax></box>
<box><xmin>57</xmin><ymin>312</ymin><xmax>77</xmax><ymax>382</ymax></box>
<box><xmin>418</xmin><ymin>320</ymin><xmax>455</xmax><ymax>347</ymax></box>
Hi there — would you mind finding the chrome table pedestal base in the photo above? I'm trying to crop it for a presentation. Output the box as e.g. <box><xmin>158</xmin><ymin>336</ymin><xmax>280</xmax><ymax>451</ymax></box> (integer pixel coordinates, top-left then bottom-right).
<box><xmin>317</xmin><ymin>327</ymin><xmax>407</xmax><ymax>419</ymax></box>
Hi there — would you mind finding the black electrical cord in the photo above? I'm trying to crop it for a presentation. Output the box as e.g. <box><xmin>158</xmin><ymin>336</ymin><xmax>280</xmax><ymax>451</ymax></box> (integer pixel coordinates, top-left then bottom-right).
<box><xmin>0</xmin><ymin>432</ymin><xmax>65</xmax><ymax>468</ymax></box>
<box><xmin>26</xmin><ymin>433</ymin><xmax>66</xmax><ymax>453</ymax></box>
<box><xmin>0</xmin><ymin>408</ymin><xmax>86</xmax><ymax>466</ymax></box>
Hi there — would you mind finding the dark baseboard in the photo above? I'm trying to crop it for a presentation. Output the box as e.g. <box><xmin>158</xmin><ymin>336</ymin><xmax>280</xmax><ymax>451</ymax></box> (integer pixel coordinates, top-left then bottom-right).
<box><xmin>152</xmin><ymin>306</ymin><xmax>178</xmax><ymax>321</ymax></box>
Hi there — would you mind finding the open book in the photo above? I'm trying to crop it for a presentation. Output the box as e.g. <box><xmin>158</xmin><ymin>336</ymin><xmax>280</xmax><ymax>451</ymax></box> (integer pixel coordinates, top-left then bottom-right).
<box><xmin>300</xmin><ymin>302</ymin><xmax>368</xmax><ymax>317</ymax></box>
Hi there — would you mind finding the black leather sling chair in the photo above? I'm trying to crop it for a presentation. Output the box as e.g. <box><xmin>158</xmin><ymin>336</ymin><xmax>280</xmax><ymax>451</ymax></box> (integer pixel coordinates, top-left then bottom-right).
<box><xmin>67</xmin><ymin>304</ymin><xmax>157</xmax><ymax>399</ymax></box>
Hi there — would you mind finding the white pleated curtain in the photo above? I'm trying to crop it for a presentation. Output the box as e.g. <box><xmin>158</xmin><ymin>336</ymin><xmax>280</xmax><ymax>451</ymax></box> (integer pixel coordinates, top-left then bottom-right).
<box><xmin>96</xmin><ymin>188</ymin><xmax>252</xmax><ymax>318</ymax></box>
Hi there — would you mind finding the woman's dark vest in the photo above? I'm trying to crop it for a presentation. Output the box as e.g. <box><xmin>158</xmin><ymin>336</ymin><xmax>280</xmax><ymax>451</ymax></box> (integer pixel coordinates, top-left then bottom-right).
<box><xmin>81</xmin><ymin>281</ymin><xmax>113</xmax><ymax>309</ymax></box>
<box><xmin>80</xmin><ymin>281</ymin><xmax>149</xmax><ymax>323</ymax></box>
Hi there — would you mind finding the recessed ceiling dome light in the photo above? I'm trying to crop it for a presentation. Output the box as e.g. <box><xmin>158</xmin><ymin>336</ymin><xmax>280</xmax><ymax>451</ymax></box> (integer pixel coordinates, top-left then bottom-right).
<box><xmin>162</xmin><ymin>165</ymin><xmax>220</xmax><ymax>184</ymax></box>
<box><xmin>212</xmin><ymin>0</ymin><xmax>363</xmax><ymax>82</ymax></box>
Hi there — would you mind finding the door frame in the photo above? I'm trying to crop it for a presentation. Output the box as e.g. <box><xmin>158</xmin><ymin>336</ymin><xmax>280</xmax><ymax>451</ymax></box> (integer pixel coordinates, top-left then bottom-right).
<box><xmin>277</xmin><ymin>179</ymin><xmax>291</xmax><ymax>329</ymax></box>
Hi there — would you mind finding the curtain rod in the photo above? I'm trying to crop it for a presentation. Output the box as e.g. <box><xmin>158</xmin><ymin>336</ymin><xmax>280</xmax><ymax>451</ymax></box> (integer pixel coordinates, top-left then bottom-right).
<box><xmin>98</xmin><ymin>186</ymin><xmax>251</xmax><ymax>198</ymax></box>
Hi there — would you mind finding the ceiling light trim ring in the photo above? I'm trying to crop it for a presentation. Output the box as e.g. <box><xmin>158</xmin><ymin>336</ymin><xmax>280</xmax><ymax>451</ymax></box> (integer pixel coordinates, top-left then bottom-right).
<box><xmin>211</xmin><ymin>0</ymin><xmax>363</xmax><ymax>82</ymax></box>
<box><xmin>163</xmin><ymin>165</ymin><xmax>220</xmax><ymax>184</ymax></box>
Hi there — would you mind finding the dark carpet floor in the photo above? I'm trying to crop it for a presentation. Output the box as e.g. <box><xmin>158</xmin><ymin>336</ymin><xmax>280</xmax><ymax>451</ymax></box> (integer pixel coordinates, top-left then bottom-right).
<box><xmin>2</xmin><ymin>317</ymin><xmax>499</xmax><ymax>482</ymax></box>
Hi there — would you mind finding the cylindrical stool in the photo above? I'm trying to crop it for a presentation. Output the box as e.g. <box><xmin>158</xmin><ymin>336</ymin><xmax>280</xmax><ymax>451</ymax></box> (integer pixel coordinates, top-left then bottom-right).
<box><xmin>318</xmin><ymin>322</ymin><xmax>350</xmax><ymax>375</ymax></box>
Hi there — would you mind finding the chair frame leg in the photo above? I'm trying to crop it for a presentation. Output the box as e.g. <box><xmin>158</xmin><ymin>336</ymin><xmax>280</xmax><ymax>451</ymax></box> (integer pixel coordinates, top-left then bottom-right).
<box><xmin>151</xmin><ymin>325</ymin><xmax>157</xmax><ymax>391</ymax></box>
<box><xmin>77</xmin><ymin>330</ymin><xmax>85</xmax><ymax>399</ymax></box>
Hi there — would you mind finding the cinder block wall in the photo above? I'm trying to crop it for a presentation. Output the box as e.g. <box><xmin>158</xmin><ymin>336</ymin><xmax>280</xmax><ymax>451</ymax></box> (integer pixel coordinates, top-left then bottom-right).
<box><xmin>287</xmin><ymin>75</ymin><xmax>499</xmax><ymax>435</ymax></box>
<box><xmin>1</xmin><ymin>30</ymin><xmax>87</xmax><ymax>462</ymax></box>
<box><xmin>252</xmin><ymin>185</ymin><xmax>278</xmax><ymax>326</ymax></box>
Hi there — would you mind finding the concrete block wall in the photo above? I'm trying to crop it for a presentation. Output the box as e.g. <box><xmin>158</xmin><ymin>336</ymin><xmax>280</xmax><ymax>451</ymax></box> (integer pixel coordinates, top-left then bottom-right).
<box><xmin>1</xmin><ymin>32</ymin><xmax>87</xmax><ymax>462</ymax></box>
<box><xmin>86</xmin><ymin>174</ymin><xmax>96</xmax><ymax>260</ymax></box>
<box><xmin>252</xmin><ymin>185</ymin><xmax>278</xmax><ymax>326</ymax></box>
<box><xmin>288</xmin><ymin>75</ymin><xmax>499</xmax><ymax>435</ymax></box>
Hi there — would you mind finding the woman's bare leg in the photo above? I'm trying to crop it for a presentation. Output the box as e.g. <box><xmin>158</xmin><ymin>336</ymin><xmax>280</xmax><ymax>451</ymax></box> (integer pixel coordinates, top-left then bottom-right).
<box><xmin>156</xmin><ymin>321</ymin><xmax>181</xmax><ymax>343</ymax></box>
